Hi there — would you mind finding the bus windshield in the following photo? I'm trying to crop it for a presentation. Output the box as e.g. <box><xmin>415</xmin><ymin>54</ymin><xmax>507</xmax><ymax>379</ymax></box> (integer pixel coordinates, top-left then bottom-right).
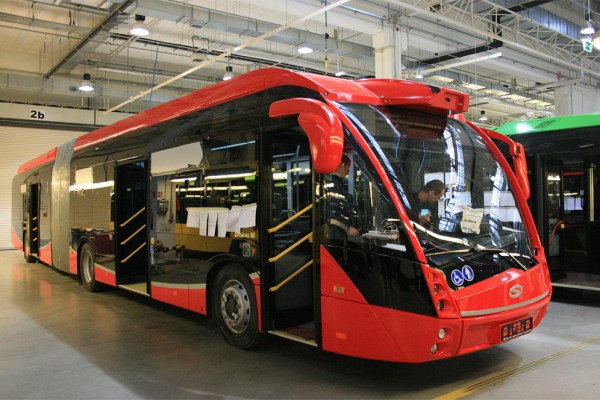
<box><xmin>339</xmin><ymin>103</ymin><xmax>535</xmax><ymax>279</ymax></box>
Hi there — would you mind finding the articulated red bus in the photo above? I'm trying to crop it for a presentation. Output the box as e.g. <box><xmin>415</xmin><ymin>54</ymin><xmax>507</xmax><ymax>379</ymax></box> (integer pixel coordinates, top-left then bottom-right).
<box><xmin>11</xmin><ymin>68</ymin><xmax>551</xmax><ymax>363</ymax></box>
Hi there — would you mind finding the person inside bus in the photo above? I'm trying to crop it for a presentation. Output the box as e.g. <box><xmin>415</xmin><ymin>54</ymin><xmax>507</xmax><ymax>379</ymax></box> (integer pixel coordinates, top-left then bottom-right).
<box><xmin>414</xmin><ymin>179</ymin><xmax>446</xmax><ymax>228</ymax></box>
<box><xmin>324</xmin><ymin>155</ymin><xmax>361</xmax><ymax>240</ymax></box>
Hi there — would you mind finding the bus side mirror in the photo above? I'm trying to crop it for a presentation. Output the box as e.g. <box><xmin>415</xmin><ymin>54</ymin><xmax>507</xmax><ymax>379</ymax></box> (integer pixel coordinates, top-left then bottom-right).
<box><xmin>482</xmin><ymin>128</ymin><xmax>530</xmax><ymax>200</ymax></box>
<box><xmin>269</xmin><ymin>98</ymin><xmax>344</xmax><ymax>174</ymax></box>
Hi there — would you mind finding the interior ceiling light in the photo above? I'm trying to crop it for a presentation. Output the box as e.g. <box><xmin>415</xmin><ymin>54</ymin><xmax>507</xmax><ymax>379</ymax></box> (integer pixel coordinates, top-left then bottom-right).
<box><xmin>78</xmin><ymin>73</ymin><xmax>94</xmax><ymax>92</ymax></box>
<box><xmin>130</xmin><ymin>14</ymin><xmax>149</xmax><ymax>36</ymax></box>
<box><xmin>478</xmin><ymin>110</ymin><xmax>488</xmax><ymax>122</ymax></box>
<box><xmin>223</xmin><ymin>65</ymin><xmax>234</xmax><ymax>81</ymax></box>
<box><xmin>297</xmin><ymin>45</ymin><xmax>314</xmax><ymax>54</ymax></box>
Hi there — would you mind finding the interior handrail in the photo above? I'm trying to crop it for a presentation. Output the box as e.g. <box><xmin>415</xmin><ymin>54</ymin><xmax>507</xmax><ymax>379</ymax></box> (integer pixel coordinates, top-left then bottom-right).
<box><xmin>120</xmin><ymin>207</ymin><xmax>146</xmax><ymax>228</ymax></box>
<box><xmin>268</xmin><ymin>204</ymin><xmax>313</xmax><ymax>234</ymax></box>
<box><xmin>120</xmin><ymin>224</ymin><xmax>146</xmax><ymax>246</ymax></box>
<box><xmin>121</xmin><ymin>242</ymin><xmax>146</xmax><ymax>263</ymax></box>
<box><xmin>268</xmin><ymin>232</ymin><xmax>313</xmax><ymax>263</ymax></box>
<box><xmin>269</xmin><ymin>259</ymin><xmax>313</xmax><ymax>292</ymax></box>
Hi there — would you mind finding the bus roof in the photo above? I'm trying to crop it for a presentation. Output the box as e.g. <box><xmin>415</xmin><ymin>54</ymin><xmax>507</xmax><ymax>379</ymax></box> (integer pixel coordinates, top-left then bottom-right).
<box><xmin>18</xmin><ymin>67</ymin><xmax>469</xmax><ymax>175</ymax></box>
<box><xmin>494</xmin><ymin>113</ymin><xmax>600</xmax><ymax>136</ymax></box>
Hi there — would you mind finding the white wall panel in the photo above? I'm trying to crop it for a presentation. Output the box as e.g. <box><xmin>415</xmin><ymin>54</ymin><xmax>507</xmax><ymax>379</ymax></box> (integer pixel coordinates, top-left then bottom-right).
<box><xmin>0</xmin><ymin>126</ymin><xmax>87</xmax><ymax>249</ymax></box>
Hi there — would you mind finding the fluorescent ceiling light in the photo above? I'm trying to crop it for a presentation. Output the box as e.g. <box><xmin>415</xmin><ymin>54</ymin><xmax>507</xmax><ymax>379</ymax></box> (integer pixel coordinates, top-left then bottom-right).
<box><xmin>418</xmin><ymin>52</ymin><xmax>502</xmax><ymax>76</ymax></box>
<box><xmin>171</xmin><ymin>177</ymin><xmax>198</xmax><ymax>183</ymax></box>
<box><xmin>430</xmin><ymin>75</ymin><xmax>454</xmax><ymax>83</ymax></box>
<box><xmin>483</xmin><ymin>89</ymin><xmax>509</xmax><ymax>96</ymax></box>
<box><xmin>462</xmin><ymin>83</ymin><xmax>486</xmax><ymax>90</ymax></box>
<box><xmin>69</xmin><ymin>180</ymin><xmax>114</xmax><ymax>192</ymax></box>
<box><xmin>503</xmin><ymin>94</ymin><xmax>529</xmax><ymax>101</ymax></box>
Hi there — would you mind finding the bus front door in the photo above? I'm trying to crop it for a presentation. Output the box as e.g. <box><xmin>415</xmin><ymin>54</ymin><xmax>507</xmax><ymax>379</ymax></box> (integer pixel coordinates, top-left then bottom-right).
<box><xmin>547</xmin><ymin>158</ymin><xmax>600</xmax><ymax>288</ymax></box>
<box><xmin>115</xmin><ymin>161</ymin><xmax>149</xmax><ymax>294</ymax></box>
<box><xmin>263</xmin><ymin>134</ymin><xmax>317</xmax><ymax>344</ymax></box>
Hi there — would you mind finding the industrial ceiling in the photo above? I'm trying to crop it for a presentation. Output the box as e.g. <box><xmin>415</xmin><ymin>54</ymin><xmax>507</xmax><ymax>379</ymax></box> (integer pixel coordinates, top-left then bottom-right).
<box><xmin>2</xmin><ymin>0</ymin><xmax>600</xmax><ymax>127</ymax></box>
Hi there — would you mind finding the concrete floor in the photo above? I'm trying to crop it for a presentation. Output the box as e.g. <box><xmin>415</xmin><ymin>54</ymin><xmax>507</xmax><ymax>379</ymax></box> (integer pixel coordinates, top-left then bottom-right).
<box><xmin>1</xmin><ymin>249</ymin><xmax>599</xmax><ymax>400</ymax></box>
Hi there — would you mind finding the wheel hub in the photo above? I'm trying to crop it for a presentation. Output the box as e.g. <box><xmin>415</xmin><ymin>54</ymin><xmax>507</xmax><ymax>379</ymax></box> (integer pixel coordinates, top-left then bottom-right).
<box><xmin>220</xmin><ymin>279</ymin><xmax>251</xmax><ymax>334</ymax></box>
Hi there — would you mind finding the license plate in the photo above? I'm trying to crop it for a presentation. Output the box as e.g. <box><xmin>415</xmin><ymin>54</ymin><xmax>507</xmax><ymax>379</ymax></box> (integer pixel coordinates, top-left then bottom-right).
<box><xmin>501</xmin><ymin>317</ymin><xmax>533</xmax><ymax>341</ymax></box>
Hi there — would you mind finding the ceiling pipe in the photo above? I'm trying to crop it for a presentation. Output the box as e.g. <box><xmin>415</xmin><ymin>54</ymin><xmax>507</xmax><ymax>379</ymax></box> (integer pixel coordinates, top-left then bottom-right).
<box><xmin>43</xmin><ymin>0</ymin><xmax>137</xmax><ymax>79</ymax></box>
<box><xmin>412</xmin><ymin>0</ymin><xmax>554</xmax><ymax>72</ymax></box>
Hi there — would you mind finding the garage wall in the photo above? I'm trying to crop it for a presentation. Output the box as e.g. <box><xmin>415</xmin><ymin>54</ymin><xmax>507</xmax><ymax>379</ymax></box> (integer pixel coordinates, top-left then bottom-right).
<box><xmin>0</xmin><ymin>126</ymin><xmax>87</xmax><ymax>250</ymax></box>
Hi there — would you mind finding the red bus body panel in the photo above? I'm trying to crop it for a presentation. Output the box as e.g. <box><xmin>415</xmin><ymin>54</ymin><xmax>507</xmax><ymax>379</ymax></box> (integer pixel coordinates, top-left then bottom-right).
<box><xmin>14</xmin><ymin>68</ymin><xmax>550</xmax><ymax>363</ymax></box>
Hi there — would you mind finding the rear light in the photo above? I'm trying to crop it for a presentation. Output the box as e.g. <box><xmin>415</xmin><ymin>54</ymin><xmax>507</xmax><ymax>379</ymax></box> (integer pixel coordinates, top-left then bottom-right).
<box><xmin>437</xmin><ymin>300</ymin><xmax>445</xmax><ymax>311</ymax></box>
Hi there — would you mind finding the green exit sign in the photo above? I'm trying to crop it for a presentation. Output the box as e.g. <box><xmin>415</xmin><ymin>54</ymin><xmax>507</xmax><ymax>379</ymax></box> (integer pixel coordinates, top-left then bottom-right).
<box><xmin>583</xmin><ymin>38</ymin><xmax>593</xmax><ymax>53</ymax></box>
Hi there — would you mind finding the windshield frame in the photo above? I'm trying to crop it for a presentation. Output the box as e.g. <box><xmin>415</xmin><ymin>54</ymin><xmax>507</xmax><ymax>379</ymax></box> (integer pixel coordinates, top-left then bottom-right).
<box><xmin>335</xmin><ymin>102</ymin><xmax>536</xmax><ymax>271</ymax></box>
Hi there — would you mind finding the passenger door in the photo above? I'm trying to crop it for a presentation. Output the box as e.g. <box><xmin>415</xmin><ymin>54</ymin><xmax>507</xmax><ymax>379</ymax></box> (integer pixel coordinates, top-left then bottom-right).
<box><xmin>115</xmin><ymin>161</ymin><xmax>149</xmax><ymax>290</ymax></box>
<box><xmin>262</xmin><ymin>133</ymin><xmax>315</xmax><ymax>332</ymax></box>
<box><xmin>26</xmin><ymin>183</ymin><xmax>41</xmax><ymax>258</ymax></box>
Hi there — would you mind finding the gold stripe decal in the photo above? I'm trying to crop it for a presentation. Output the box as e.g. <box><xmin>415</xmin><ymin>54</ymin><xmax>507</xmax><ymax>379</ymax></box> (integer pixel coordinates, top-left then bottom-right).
<box><xmin>434</xmin><ymin>335</ymin><xmax>600</xmax><ymax>400</ymax></box>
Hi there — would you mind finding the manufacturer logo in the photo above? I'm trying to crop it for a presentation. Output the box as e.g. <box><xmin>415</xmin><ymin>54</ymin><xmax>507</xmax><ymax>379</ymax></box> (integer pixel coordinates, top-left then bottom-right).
<box><xmin>509</xmin><ymin>284</ymin><xmax>524</xmax><ymax>298</ymax></box>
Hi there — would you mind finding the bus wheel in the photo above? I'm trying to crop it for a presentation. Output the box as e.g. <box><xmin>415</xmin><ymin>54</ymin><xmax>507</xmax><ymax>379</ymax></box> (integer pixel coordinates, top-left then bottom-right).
<box><xmin>80</xmin><ymin>243</ymin><xmax>105</xmax><ymax>292</ymax></box>
<box><xmin>213</xmin><ymin>264</ymin><xmax>261</xmax><ymax>349</ymax></box>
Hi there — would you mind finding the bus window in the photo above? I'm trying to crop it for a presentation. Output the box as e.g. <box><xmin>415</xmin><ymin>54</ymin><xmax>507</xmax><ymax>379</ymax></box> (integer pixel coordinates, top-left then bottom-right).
<box><xmin>321</xmin><ymin>139</ymin><xmax>410</xmax><ymax>256</ymax></box>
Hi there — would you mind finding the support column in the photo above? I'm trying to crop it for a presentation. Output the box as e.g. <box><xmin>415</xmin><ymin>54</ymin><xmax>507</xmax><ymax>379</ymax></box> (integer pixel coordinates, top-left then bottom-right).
<box><xmin>372</xmin><ymin>26</ymin><xmax>407</xmax><ymax>79</ymax></box>
<box><xmin>555</xmin><ymin>83</ymin><xmax>600</xmax><ymax>115</ymax></box>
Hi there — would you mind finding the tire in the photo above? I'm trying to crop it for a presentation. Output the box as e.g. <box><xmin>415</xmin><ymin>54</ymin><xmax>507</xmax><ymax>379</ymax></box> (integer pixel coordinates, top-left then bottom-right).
<box><xmin>80</xmin><ymin>243</ymin><xmax>106</xmax><ymax>292</ymax></box>
<box><xmin>212</xmin><ymin>264</ymin><xmax>262</xmax><ymax>349</ymax></box>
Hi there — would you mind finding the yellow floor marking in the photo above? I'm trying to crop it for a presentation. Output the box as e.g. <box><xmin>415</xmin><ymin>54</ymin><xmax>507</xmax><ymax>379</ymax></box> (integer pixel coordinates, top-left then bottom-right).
<box><xmin>434</xmin><ymin>335</ymin><xmax>600</xmax><ymax>400</ymax></box>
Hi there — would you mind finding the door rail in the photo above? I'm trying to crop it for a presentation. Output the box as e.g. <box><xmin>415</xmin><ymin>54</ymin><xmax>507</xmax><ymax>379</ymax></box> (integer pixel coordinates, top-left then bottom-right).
<box><xmin>268</xmin><ymin>232</ymin><xmax>312</xmax><ymax>263</ymax></box>
<box><xmin>120</xmin><ymin>207</ymin><xmax>146</xmax><ymax>228</ymax></box>
<box><xmin>121</xmin><ymin>242</ymin><xmax>147</xmax><ymax>263</ymax></box>
<box><xmin>269</xmin><ymin>260</ymin><xmax>313</xmax><ymax>292</ymax></box>
<box><xmin>120</xmin><ymin>207</ymin><xmax>147</xmax><ymax>263</ymax></box>
<box><xmin>268</xmin><ymin>204</ymin><xmax>312</xmax><ymax>233</ymax></box>
<box><xmin>268</xmin><ymin>203</ymin><xmax>314</xmax><ymax>292</ymax></box>
<box><xmin>121</xmin><ymin>224</ymin><xmax>146</xmax><ymax>246</ymax></box>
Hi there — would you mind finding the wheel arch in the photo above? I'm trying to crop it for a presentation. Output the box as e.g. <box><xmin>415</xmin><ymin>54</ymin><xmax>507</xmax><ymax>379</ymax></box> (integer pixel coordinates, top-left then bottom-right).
<box><xmin>205</xmin><ymin>254</ymin><xmax>258</xmax><ymax>318</ymax></box>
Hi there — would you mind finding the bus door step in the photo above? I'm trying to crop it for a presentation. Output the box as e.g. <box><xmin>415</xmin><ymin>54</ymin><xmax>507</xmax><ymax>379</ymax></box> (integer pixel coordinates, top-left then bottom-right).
<box><xmin>119</xmin><ymin>282</ymin><xmax>149</xmax><ymax>296</ymax></box>
<box><xmin>268</xmin><ymin>330</ymin><xmax>318</xmax><ymax>347</ymax></box>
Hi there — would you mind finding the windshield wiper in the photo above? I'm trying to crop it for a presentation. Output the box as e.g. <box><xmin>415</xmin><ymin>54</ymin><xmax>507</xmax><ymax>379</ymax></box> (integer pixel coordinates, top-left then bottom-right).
<box><xmin>476</xmin><ymin>247</ymin><xmax>528</xmax><ymax>271</ymax></box>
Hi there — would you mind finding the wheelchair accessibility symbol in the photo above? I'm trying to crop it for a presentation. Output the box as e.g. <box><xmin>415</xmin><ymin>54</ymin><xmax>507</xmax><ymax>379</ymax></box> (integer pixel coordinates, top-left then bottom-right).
<box><xmin>451</xmin><ymin>269</ymin><xmax>464</xmax><ymax>286</ymax></box>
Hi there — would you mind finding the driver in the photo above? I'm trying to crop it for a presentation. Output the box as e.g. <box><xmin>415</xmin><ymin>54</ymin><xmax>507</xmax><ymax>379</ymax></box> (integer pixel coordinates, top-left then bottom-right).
<box><xmin>414</xmin><ymin>179</ymin><xmax>446</xmax><ymax>228</ymax></box>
